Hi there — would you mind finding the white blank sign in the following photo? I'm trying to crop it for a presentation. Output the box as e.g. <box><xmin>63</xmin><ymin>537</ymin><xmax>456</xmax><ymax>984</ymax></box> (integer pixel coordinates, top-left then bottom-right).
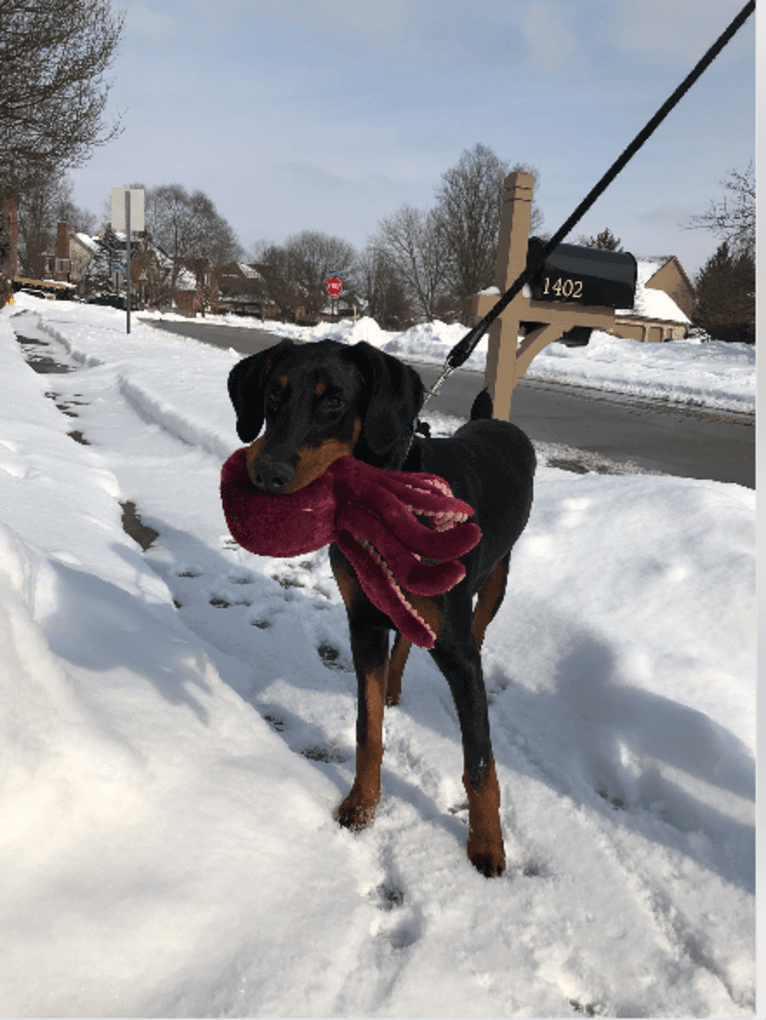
<box><xmin>111</xmin><ymin>188</ymin><xmax>145</xmax><ymax>231</ymax></box>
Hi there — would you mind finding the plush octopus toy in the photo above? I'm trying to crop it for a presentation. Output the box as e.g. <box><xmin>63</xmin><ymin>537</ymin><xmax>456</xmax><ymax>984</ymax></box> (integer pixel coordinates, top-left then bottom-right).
<box><xmin>220</xmin><ymin>449</ymin><xmax>481</xmax><ymax>649</ymax></box>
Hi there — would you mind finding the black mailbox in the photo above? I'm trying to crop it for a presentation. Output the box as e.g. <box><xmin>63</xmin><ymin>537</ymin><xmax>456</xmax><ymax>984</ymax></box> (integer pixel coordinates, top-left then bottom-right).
<box><xmin>526</xmin><ymin>237</ymin><xmax>637</xmax><ymax>310</ymax></box>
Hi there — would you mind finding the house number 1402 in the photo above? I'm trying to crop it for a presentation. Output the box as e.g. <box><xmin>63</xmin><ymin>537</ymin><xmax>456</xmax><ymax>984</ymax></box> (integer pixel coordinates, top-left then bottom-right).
<box><xmin>543</xmin><ymin>276</ymin><xmax>583</xmax><ymax>299</ymax></box>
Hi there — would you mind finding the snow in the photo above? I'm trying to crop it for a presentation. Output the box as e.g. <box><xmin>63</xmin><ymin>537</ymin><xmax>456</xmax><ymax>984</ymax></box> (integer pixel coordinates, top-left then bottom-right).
<box><xmin>619</xmin><ymin>260</ymin><xmax>691</xmax><ymax>325</ymax></box>
<box><xmin>73</xmin><ymin>232</ymin><xmax>99</xmax><ymax>254</ymax></box>
<box><xmin>148</xmin><ymin>301</ymin><xmax>753</xmax><ymax>416</ymax></box>
<box><xmin>0</xmin><ymin>293</ymin><xmax>755</xmax><ymax>1018</ymax></box>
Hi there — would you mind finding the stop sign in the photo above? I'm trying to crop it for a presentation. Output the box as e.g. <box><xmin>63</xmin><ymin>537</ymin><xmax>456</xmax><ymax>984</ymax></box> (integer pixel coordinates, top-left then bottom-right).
<box><xmin>326</xmin><ymin>276</ymin><xmax>342</xmax><ymax>297</ymax></box>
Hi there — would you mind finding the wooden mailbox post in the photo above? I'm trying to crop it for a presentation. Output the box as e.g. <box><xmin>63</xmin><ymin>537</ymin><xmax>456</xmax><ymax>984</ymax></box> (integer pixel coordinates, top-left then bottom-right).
<box><xmin>471</xmin><ymin>171</ymin><xmax>626</xmax><ymax>420</ymax></box>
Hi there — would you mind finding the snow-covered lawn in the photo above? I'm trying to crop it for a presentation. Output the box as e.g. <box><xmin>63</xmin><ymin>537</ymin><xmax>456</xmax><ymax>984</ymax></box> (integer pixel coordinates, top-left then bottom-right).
<box><xmin>0</xmin><ymin>294</ymin><xmax>755</xmax><ymax>1018</ymax></box>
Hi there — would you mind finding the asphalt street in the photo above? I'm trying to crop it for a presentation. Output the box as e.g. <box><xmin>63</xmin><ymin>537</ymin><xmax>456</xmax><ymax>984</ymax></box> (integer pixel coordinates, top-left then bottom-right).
<box><xmin>145</xmin><ymin>319</ymin><xmax>754</xmax><ymax>488</ymax></box>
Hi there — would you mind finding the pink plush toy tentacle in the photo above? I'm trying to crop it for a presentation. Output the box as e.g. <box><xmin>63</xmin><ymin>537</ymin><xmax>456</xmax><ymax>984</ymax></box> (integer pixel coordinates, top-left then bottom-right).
<box><xmin>358</xmin><ymin>471</ymin><xmax>478</xmax><ymax>535</ymax></box>
<box><xmin>382</xmin><ymin>505</ymin><xmax>479</xmax><ymax>560</ymax></box>
<box><xmin>336</xmin><ymin>532</ymin><xmax>437</xmax><ymax>648</ymax></box>
<box><xmin>336</xmin><ymin>485</ymin><xmax>480</xmax><ymax>561</ymax></box>
<box><xmin>334</xmin><ymin>461</ymin><xmax>474</xmax><ymax>523</ymax></box>
<box><xmin>337</xmin><ymin>504</ymin><xmax>468</xmax><ymax>595</ymax></box>
<box><xmin>376</xmin><ymin>471</ymin><xmax>463</xmax><ymax>508</ymax></box>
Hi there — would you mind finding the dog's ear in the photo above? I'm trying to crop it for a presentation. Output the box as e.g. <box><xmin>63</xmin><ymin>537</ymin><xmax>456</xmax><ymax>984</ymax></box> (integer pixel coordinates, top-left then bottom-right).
<box><xmin>345</xmin><ymin>342</ymin><xmax>425</xmax><ymax>468</ymax></box>
<box><xmin>227</xmin><ymin>340</ymin><xmax>294</xmax><ymax>442</ymax></box>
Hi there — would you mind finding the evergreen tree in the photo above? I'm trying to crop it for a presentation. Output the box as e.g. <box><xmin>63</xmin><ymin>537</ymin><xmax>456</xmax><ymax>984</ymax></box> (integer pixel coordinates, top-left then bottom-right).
<box><xmin>693</xmin><ymin>241</ymin><xmax>755</xmax><ymax>344</ymax></box>
<box><xmin>577</xmin><ymin>228</ymin><xmax>623</xmax><ymax>251</ymax></box>
<box><xmin>81</xmin><ymin>225</ymin><xmax>123</xmax><ymax>296</ymax></box>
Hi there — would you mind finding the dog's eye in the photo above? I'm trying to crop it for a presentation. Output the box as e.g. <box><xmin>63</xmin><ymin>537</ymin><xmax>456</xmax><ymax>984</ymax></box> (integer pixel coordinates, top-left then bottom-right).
<box><xmin>265</xmin><ymin>389</ymin><xmax>281</xmax><ymax>411</ymax></box>
<box><xmin>320</xmin><ymin>395</ymin><xmax>344</xmax><ymax>413</ymax></box>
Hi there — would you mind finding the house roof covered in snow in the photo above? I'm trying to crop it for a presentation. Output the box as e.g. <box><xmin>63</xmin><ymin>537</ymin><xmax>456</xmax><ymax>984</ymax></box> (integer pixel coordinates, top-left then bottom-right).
<box><xmin>238</xmin><ymin>263</ymin><xmax>264</xmax><ymax>281</ymax></box>
<box><xmin>617</xmin><ymin>257</ymin><xmax>690</xmax><ymax>324</ymax></box>
<box><xmin>73</xmin><ymin>233</ymin><xmax>99</xmax><ymax>253</ymax></box>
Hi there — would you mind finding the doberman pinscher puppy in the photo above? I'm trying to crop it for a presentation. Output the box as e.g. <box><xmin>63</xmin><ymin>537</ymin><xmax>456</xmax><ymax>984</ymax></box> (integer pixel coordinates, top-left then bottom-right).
<box><xmin>228</xmin><ymin>338</ymin><xmax>536</xmax><ymax>877</ymax></box>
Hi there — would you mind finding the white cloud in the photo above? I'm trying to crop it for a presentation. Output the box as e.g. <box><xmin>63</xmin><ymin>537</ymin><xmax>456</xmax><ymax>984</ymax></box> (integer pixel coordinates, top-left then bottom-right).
<box><xmin>521</xmin><ymin>2</ymin><xmax>577</xmax><ymax>70</ymax></box>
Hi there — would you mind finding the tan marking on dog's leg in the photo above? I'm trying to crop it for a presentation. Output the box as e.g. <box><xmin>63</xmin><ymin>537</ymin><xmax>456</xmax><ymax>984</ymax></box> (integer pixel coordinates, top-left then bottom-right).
<box><xmin>464</xmin><ymin>758</ymin><xmax>505</xmax><ymax>877</ymax></box>
<box><xmin>332</xmin><ymin>556</ymin><xmax>387</xmax><ymax>831</ymax></box>
<box><xmin>385</xmin><ymin>632</ymin><xmax>411</xmax><ymax>707</ymax></box>
<box><xmin>336</xmin><ymin>663</ymin><xmax>387</xmax><ymax>830</ymax></box>
<box><xmin>472</xmin><ymin>554</ymin><xmax>509</xmax><ymax>650</ymax></box>
<box><xmin>404</xmin><ymin>591</ymin><xmax>442</xmax><ymax>644</ymax></box>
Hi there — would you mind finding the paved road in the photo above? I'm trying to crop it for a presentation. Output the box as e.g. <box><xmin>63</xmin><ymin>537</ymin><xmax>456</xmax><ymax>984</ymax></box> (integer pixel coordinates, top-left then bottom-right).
<box><xmin>145</xmin><ymin>319</ymin><xmax>754</xmax><ymax>488</ymax></box>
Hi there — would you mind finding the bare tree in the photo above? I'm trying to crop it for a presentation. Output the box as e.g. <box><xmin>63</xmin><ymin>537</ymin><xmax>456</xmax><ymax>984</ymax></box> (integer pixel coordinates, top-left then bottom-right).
<box><xmin>688</xmin><ymin>162</ymin><xmax>754</xmax><ymax>258</ymax></box>
<box><xmin>285</xmin><ymin>231</ymin><xmax>356</xmax><ymax>320</ymax></box>
<box><xmin>143</xmin><ymin>184</ymin><xmax>243</xmax><ymax>290</ymax></box>
<box><xmin>255</xmin><ymin>232</ymin><xmax>356</xmax><ymax>322</ymax></box>
<box><xmin>375</xmin><ymin>206</ymin><xmax>448</xmax><ymax>321</ymax></box>
<box><xmin>1</xmin><ymin>0</ymin><xmax>122</xmax><ymax>299</ymax></box>
<box><xmin>0</xmin><ymin>0</ymin><xmax>123</xmax><ymax>200</ymax></box>
<box><xmin>144</xmin><ymin>185</ymin><xmax>192</xmax><ymax>288</ymax></box>
<box><xmin>254</xmin><ymin>243</ymin><xmax>305</xmax><ymax>321</ymax></box>
<box><xmin>186</xmin><ymin>190</ymin><xmax>242</xmax><ymax>267</ymax></box>
<box><xmin>432</xmin><ymin>145</ymin><xmax>544</xmax><ymax>309</ymax></box>
<box><xmin>17</xmin><ymin>170</ymin><xmax>96</xmax><ymax>277</ymax></box>
<box><xmin>356</xmin><ymin>243</ymin><xmax>414</xmax><ymax>329</ymax></box>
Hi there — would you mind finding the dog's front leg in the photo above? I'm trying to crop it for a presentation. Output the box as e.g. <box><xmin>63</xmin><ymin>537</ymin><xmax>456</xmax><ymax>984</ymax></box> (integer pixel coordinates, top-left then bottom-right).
<box><xmin>337</xmin><ymin>623</ymin><xmax>389</xmax><ymax>830</ymax></box>
<box><xmin>331</xmin><ymin>549</ymin><xmax>388</xmax><ymax>830</ymax></box>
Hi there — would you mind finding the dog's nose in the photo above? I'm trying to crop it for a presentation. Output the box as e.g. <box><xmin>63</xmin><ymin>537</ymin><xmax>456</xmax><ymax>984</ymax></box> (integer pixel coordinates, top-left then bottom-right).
<box><xmin>250</xmin><ymin>456</ymin><xmax>295</xmax><ymax>493</ymax></box>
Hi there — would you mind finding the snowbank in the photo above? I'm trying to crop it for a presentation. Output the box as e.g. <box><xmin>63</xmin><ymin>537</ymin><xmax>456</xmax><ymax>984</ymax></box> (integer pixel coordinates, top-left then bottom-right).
<box><xmin>226</xmin><ymin>313</ymin><xmax>754</xmax><ymax>415</ymax></box>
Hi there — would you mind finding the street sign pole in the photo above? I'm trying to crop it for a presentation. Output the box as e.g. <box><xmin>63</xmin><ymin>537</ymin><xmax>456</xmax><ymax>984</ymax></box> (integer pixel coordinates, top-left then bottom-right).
<box><xmin>326</xmin><ymin>275</ymin><xmax>343</xmax><ymax>317</ymax></box>
<box><xmin>125</xmin><ymin>190</ymin><xmax>131</xmax><ymax>334</ymax></box>
<box><xmin>112</xmin><ymin>187</ymin><xmax>144</xmax><ymax>335</ymax></box>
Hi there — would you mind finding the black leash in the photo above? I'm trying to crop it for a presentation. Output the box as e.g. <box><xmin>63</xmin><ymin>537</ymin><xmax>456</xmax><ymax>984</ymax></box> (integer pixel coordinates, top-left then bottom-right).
<box><xmin>424</xmin><ymin>0</ymin><xmax>755</xmax><ymax>403</ymax></box>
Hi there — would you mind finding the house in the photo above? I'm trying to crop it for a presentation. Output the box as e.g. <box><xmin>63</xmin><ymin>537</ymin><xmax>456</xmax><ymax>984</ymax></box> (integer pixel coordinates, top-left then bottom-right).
<box><xmin>70</xmin><ymin>232</ymin><xmax>100</xmax><ymax>281</ymax></box>
<box><xmin>39</xmin><ymin>220</ymin><xmax>81</xmax><ymax>282</ymax></box>
<box><xmin>43</xmin><ymin>221</ymin><xmax>113</xmax><ymax>288</ymax></box>
<box><xmin>10</xmin><ymin>212</ymin><xmax>73</xmax><ymax>299</ymax></box>
<box><xmin>38</xmin><ymin>221</ymin><xmax>207</xmax><ymax>314</ymax></box>
<box><xmin>613</xmin><ymin>256</ymin><xmax>694</xmax><ymax>342</ymax></box>
<box><xmin>317</xmin><ymin>295</ymin><xmax>362</xmax><ymax>323</ymax></box>
<box><xmin>214</xmin><ymin>262</ymin><xmax>283</xmax><ymax>319</ymax></box>
<box><xmin>171</xmin><ymin>265</ymin><xmax>207</xmax><ymax>315</ymax></box>
<box><xmin>215</xmin><ymin>262</ymin><xmax>267</xmax><ymax>317</ymax></box>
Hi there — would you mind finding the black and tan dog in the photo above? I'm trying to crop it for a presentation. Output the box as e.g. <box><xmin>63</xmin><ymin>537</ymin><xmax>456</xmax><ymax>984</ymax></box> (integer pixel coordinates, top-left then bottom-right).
<box><xmin>228</xmin><ymin>339</ymin><xmax>535</xmax><ymax>876</ymax></box>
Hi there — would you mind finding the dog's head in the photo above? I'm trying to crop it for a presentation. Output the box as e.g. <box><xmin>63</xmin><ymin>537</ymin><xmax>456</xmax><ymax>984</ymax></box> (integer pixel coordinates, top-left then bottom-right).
<box><xmin>227</xmin><ymin>339</ymin><xmax>424</xmax><ymax>493</ymax></box>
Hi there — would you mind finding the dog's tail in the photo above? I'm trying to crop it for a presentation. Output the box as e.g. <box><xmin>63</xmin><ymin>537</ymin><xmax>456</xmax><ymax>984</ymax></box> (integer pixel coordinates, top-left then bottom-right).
<box><xmin>470</xmin><ymin>388</ymin><xmax>493</xmax><ymax>421</ymax></box>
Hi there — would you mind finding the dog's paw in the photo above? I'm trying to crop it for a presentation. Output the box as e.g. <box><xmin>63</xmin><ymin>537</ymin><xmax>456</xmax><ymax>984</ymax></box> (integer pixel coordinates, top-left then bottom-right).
<box><xmin>335</xmin><ymin>786</ymin><xmax>379</xmax><ymax>831</ymax></box>
<box><xmin>467</xmin><ymin>835</ymin><xmax>506</xmax><ymax>878</ymax></box>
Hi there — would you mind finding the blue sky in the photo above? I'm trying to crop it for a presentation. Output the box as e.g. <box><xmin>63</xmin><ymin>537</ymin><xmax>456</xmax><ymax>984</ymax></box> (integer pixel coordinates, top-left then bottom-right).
<box><xmin>69</xmin><ymin>0</ymin><xmax>756</xmax><ymax>279</ymax></box>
